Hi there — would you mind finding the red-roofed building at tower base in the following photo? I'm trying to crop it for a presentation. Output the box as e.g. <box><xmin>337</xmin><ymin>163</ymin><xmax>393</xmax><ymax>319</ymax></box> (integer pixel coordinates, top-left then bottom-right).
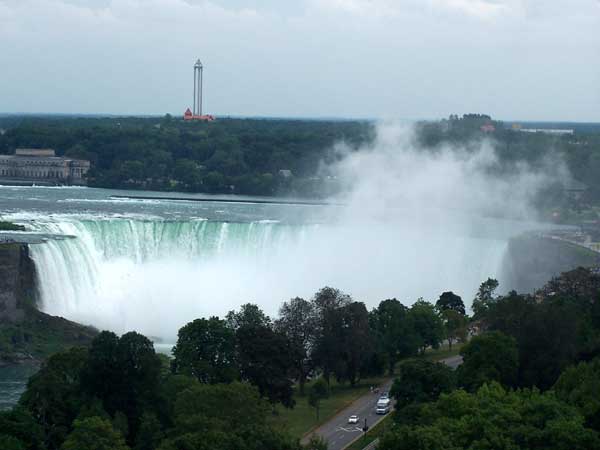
<box><xmin>183</xmin><ymin>108</ymin><xmax>215</xmax><ymax>121</ymax></box>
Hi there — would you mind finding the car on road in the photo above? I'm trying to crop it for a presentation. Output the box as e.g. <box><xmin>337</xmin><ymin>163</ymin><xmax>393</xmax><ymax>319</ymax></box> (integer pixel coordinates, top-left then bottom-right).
<box><xmin>376</xmin><ymin>397</ymin><xmax>391</xmax><ymax>415</ymax></box>
<box><xmin>348</xmin><ymin>415</ymin><xmax>359</xmax><ymax>424</ymax></box>
<box><xmin>379</xmin><ymin>392</ymin><xmax>389</xmax><ymax>400</ymax></box>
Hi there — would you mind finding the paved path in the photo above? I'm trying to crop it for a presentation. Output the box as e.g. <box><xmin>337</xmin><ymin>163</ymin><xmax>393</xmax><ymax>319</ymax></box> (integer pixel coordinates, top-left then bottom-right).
<box><xmin>302</xmin><ymin>355</ymin><xmax>463</xmax><ymax>450</ymax></box>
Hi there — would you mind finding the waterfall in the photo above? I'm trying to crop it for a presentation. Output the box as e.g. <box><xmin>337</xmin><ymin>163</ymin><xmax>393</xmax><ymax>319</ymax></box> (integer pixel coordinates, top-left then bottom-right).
<box><xmin>26</xmin><ymin>215</ymin><xmax>510</xmax><ymax>341</ymax></box>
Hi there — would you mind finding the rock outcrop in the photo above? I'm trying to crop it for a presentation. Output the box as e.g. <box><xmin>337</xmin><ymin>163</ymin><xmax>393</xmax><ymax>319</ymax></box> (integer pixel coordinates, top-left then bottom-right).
<box><xmin>501</xmin><ymin>234</ymin><xmax>600</xmax><ymax>294</ymax></box>
<box><xmin>0</xmin><ymin>243</ymin><xmax>97</xmax><ymax>365</ymax></box>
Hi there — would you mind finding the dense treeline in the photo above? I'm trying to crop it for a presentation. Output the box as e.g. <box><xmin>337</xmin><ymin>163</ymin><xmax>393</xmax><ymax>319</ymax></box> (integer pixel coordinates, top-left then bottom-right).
<box><xmin>4</xmin><ymin>269</ymin><xmax>600</xmax><ymax>449</ymax></box>
<box><xmin>381</xmin><ymin>267</ymin><xmax>600</xmax><ymax>450</ymax></box>
<box><xmin>0</xmin><ymin>286</ymin><xmax>458</xmax><ymax>450</ymax></box>
<box><xmin>1</xmin><ymin>114</ymin><xmax>600</xmax><ymax>205</ymax></box>
<box><xmin>0</xmin><ymin>116</ymin><xmax>373</xmax><ymax>197</ymax></box>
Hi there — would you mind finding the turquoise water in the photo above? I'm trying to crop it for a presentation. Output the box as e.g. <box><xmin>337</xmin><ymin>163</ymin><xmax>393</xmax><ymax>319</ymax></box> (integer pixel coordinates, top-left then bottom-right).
<box><xmin>0</xmin><ymin>364</ymin><xmax>38</xmax><ymax>411</ymax></box>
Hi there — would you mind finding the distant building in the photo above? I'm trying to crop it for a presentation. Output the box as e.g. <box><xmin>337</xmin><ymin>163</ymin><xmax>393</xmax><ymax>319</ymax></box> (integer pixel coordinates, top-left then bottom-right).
<box><xmin>0</xmin><ymin>148</ymin><xmax>90</xmax><ymax>185</ymax></box>
<box><xmin>519</xmin><ymin>128</ymin><xmax>574</xmax><ymax>135</ymax></box>
<box><xmin>278</xmin><ymin>169</ymin><xmax>293</xmax><ymax>178</ymax></box>
<box><xmin>480</xmin><ymin>124</ymin><xmax>496</xmax><ymax>133</ymax></box>
<box><xmin>183</xmin><ymin>108</ymin><xmax>215</xmax><ymax>122</ymax></box>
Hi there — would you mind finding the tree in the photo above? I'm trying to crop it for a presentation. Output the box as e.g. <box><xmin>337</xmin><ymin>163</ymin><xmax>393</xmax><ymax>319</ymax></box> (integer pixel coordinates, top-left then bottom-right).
<box><xmin>441</xmin><ymin>309</ymin><xmax>467</xmax><ymax>350</ymax></box>
<box><xmin>379</xmin><ymin>383</ymin><xmax>600</xmax><ymax>450</ymax></box>
<box><xmin>370</xmin><ymin>299</ymin><xmax>418</xmax><ymax>375</ymax></box>
<box><xmin>61</xmin><ymin>416</ymin><xmax>129</xmax><ymax>450</ymax></box>
<box><xmin>312</xmin><ymin>287</ymin><xmax>351</xmax><ymax>385</ymax></box>
<box><xmin>20</xmin><ymin>347</ymin><xmax>89</xmax><ymax>450</ymax></box>
<box><xmin>472</xmin><ymin>278</ymin><xmax>499</xmax><ymax>319</ymax></box>
<box><xmin>409</xmin><ymin>299</ymin><xmax>444</xmax><ymax>353</ymax></box>
<box><xmin>172</xmin><ymin>317</ymin><xmax>237</xmax><ymax>384</ymax></box>
<box><xmin>435</xmin><ymin>291</ymin><xmax>465</xmax><ymax>315</ymax></box>
<box><xmin>82</xmin><ymin>331</ymin><xmax>162</xmax><ymax>445</ymax></box>
<box><xmin>226</xmin><ymin>303</ymin><xmax>271</xmax><ymax>330</ymax></box>
<box><xmin>485</xmin><ymin>291</ymin><xmax>591</xmax><ymax>389</ymax></box>
<box><xmin>308</xmin><ymin>379</ymin><xmax>329</xmax><ymax>420</ymax></box>
<box><xmin>274</xmin><ymin>297</ymin><xmax>318</xmax><ymax>394</ymax></box>
<box><xmin>457</xmin><ymin>331</ymin><xmax>519</xmax><ymax>390</ymax></box>
<box><xmin>236</xmin><ymin>323</ymin><xmax>295</xmax><ymax>407</ymax></box>
<box><xmin>0</xmin><ymin>408</ymin><xmax>44</xmax><ymax>450</ymax></box>
<box><xmin>134</xmin><ymin>413</ymin><xmax>163</xmax><ymax>450</ymax></box>
<box><xmin>390</xmin><ymin>360</ymin><xmax>455</xmax><ymax>410</ymax></box>
<box><xmin>0</xmin><ymin>435</ymin><xmax>26</xmax><ymax>450</ymax></box>
<box><xmin>554</xmin><ymin>358</ymin><xmax>600</xmax><ymax>432</ymax></box>
<box><xmin>159</xmin><ymin>383</ymin><xmax>300</xmax><ymax>450</ymax></box>
<box><xmin>337</xmin><ymin>301</ymin><xmax>374</xmax><ymax>385</ymax></box>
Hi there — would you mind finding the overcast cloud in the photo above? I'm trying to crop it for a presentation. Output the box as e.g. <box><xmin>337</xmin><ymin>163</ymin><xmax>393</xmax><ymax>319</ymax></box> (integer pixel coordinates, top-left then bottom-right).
<box><xmin>0</xmin><ymin>0</ymin><xmax>599</xmax><ymax>120</ymax></box>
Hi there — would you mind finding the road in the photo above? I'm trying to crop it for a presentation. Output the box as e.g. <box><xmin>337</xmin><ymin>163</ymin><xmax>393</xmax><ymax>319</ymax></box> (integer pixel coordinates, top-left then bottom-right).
<box><xmin>302</xmin><ymin>355</ymin><xmax>463</xmax><ymax>450</ymax></box>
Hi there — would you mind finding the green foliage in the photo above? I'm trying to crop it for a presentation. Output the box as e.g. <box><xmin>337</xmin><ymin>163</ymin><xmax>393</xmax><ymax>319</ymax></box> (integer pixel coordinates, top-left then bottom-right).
<box><xmin>472</xmin><ymin>278</ymin><xmax>499</xmax><ymax>319</ymax></box>
<box><xmin>408</xmin><ymin>300</ymin><xmax>444</xmax><ymax>353</ymax></box>
<box><xmin>440</xmin><ymin>309</ymin><xmax>467</xmax><ymax>350</ymax></box>
<box><xmin>308</xmin><ymin>378</ymin><xmax>329</xmax><ymax>420</ymax></box>
<box><xmin>82</xmin><ymin>331</ymin><xmax>162</xmax><ymax>443</ymax></box>
<box><xmin>159</xmin><ymin>382</ymin><xmax>300</xmax><ymax>450</ymax></box>
<box><xmin>458</xmin><ymin>331</ymin><xmax>519</xmax><ymax>390</ymax></box>
<box><xmin>274</xmin><ymin>297</ymin><xmax>318</xmax><ymax>394</ymax></box>
<box><xmin>379</xmin><ymin>383</ymin><xmax>600</xmax><ymax>450</ymax></box>
<box><xmin>0</xmin><ymin>221</ymin><xmax>25</xmax><ymax>231</ymax></box>
<box><xmin>20</xmin><ymin>347</ymin><xmax>89</xmax><ymax>449</ymax></box>
<box><xmin>483</xmin><ymin>275</ymin><xmax>600</xmax><ymax>390</ymax></box>
<box><xmin>554</xmin><ymin>358</ymin><xmax>600</xmax><ymax>432</ymax></box>
<box><xmin>226</xmin><ymin>302</ymin><xmax>271</xmax><ymax>330</ymax></box>
<box><xmin>435</xmin><ymin>291</ymin><xmax>465</xmax><ymax>315</ymax></box>
<box><xmin>0</xmin><ymin>435</ymin><xmax>26</xmax><ymax>450</ymax></box>
<box><xmin>390</xmin><ymin>359</ymin><xmax>455</xmax><ymax>410</ymax></box>
<box><xmin>0</xmin><ymin>407</ymin><xmax>44</xmax><ymax>450</ymax></box>
<box><xmin>235</xmin><ymin>322</ymin><xmax>296</xmax><ymax>407</ymax></box>
<box><xmin>134</xmin><ymin>412</ymin><xmax>163</xmax><ymax>450</ymax></box>
<box><xmin>60</xmin><ymin>416</ymin><xmax>130</xmax><ymax>450</ymax></box>
<box><xmin>172</xmin><ymin>317</ymin><xmax>237</xmax><ymax>383</ymax></box>
<box><xmin>370</xmin><ymin>299</ymin><xmax>418</xmax><ymax>375</ymax></box>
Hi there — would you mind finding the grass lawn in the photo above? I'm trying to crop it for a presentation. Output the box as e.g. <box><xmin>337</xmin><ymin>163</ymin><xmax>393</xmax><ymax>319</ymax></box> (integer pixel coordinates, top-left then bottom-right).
<box><xmin>270</xmin><ymin>376</ymin><xmax>387</xmax><ymax>440</ymax></box>
<box><xmin>271</xmin><ymin>343</ymin><xmax>463</xmax><ymax>440</ymax></box>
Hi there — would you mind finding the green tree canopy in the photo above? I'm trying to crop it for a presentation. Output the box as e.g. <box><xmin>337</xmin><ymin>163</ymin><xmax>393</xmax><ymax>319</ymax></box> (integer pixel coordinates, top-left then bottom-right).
<box><xmin>60</xmin><ymin>416</ymin><xmax>129</xmax><ymax>450</ymax></box>
<box><xmin>379</xmin><ymin>383</ymin><xmax>600</xmax><ymax>450</ymax></box>
<box><xmin>274</xmin><ymin>297</ymin><xmax>318</xmax><ymax>394</ymax></box>
<box><xmin>390</xmin><ymin>359</ymin><xmax>455</xmax><ymax>410</ymax></box>
<box><xmin>458</xmin><ymin>331</ymin><xmax>519</xmax><ymax>390</ymax></box>
<box><xmin>172</xmin><ymin>317</ymin><xmax>237</xmax><ymax>384</ymax></box>
<box><xmin>408</xmin><ymin>299</ymin><xmax>444</xmax><ymax>353</ymax></box>
<box><xmin>370</xmin><ymin>298</ymin><xmax>418</xmax><ymax>375</ymax></box>
<box><xmin>554</xmin><ymin>357</ymin><xmax>600</xmax><ymax>432</ymax></box>
<box><xmin>435</xmin><ymin>291</ymin><xmax>465</xmax><ymax>315</ymax></box>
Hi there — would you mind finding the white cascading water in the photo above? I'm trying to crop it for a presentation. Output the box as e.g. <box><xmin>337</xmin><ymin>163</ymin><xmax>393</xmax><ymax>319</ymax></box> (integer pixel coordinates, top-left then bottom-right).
<box><xmin>26</xmin><ymin>215</ymin><xmax>509</xmax><ymax>341</ymax></box>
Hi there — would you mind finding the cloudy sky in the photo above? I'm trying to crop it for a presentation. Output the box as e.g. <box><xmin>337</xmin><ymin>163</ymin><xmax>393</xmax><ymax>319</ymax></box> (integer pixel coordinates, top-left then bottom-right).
<box><xmin>1</xmin><ymin>0</ymin><xmax>599</xmax><ymax>121</ymax></box>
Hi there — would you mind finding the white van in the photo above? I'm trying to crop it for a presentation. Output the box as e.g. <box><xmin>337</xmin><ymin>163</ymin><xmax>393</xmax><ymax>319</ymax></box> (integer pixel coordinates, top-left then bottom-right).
<box><xmin>376</xmin><ymin>398</ymin><xmax>390</xmax><ymax>414</ymax></box>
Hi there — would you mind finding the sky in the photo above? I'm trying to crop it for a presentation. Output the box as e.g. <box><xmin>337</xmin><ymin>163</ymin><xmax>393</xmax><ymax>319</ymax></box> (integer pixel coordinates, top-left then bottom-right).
<box><xmin>0</xmin><ymin>0</ymin><xmax>599</xmax><ymax>121</ymax></box>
